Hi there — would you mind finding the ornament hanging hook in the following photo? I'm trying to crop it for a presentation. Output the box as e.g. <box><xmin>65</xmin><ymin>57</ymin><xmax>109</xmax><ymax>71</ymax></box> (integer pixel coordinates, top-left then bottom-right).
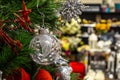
<box><xmin>37</xmin><ymin>0</ymin><xmax>45</xmax><ymax>28</ymax></box>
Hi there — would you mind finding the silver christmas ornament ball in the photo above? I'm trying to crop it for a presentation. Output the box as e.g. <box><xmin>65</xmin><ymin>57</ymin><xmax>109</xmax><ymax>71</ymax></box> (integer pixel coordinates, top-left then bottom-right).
<box><xmin>29</xmin><ymin>28</ymin><xmax>61</xmax><ymax>65</ymax></box>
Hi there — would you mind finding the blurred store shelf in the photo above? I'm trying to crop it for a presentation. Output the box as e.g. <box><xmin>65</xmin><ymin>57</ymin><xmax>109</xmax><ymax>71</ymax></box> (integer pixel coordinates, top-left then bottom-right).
<box><xmin>114</xmin><ymin>0</ymin><xmax>120</xmax><ymax>3</ymax></box>
<box><xmin>81</xmin><ymin>24</ymin><xmax>120</xmax><ymax>27</ymax></box>
<box><xmin>81</xmin><ymin>0</ymin><xmax>120</xmax><ymax>4</ymax></box>
<box><xmin>81</xmin><ymin>0</ymin><xmax>102</xmax><ymax>4</ymax></box>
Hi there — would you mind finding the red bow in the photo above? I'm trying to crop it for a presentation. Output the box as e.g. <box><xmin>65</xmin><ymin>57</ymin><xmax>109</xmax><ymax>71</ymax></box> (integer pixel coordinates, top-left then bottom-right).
<box><xmin>14</xmin><ymin>0</ymin><xmax>33</xmax><ymax>33</ymax></box>
<box><xmin>19</xmin><ymin>0</ymin><xmax>31</xmax><ymax>24</ymax></box>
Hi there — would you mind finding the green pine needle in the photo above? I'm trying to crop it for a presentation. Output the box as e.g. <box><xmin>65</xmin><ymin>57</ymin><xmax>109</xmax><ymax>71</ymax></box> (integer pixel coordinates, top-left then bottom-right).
<box><xmin>0</xmin><ymin>0</ymin><xmax>60</xmax><ymax>77</ymax></box>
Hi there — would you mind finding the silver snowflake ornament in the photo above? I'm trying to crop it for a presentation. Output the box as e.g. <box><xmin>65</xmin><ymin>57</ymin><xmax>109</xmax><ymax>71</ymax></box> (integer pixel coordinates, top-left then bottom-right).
<box><xmin>60</xmin><ymin>0</ymin><xmax>88</xmax><ymax>22</ymax></box>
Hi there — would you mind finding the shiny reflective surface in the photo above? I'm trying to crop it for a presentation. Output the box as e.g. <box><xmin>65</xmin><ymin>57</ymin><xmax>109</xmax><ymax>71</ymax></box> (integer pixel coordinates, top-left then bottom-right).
<box><xmin>30</xmin><ymin>31</ymin><xmax>61</xmax><ymax>65</ymax></box>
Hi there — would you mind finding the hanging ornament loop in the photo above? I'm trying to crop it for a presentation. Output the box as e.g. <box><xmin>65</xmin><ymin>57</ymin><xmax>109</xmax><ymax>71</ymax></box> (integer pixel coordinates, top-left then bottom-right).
<box><xmin>36</xmin><ymin>0</ymin><xmax>45</xmax><ymax>28</ymax></box>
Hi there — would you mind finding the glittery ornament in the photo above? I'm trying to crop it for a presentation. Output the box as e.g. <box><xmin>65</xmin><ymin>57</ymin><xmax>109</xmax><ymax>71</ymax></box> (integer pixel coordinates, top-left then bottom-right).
<box><xmin>57</xmin><ymin>66</ymin><xmax>72</xmax><ymax>80</ymax></box>
<box><xmin>29</xmin><ymin>28</ymin><xmax>63</xmax><ymax>65</ymax></box>
<box><xmin>60</xmin><ymin>0</ymin><xmax>88</xmax><ymax>22</ymax></box>
<box><xmin>30</xmin><ymin>28</ymin><xmax>72</xmax><ymax>79</ymax></box>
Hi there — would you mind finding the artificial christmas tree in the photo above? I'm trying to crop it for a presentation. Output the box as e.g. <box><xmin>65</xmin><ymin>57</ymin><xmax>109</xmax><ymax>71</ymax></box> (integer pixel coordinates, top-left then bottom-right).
<box><xmin>0</xmin><ymin>0</ymin><xmax>60</xmax><ymax>79</ymax></box>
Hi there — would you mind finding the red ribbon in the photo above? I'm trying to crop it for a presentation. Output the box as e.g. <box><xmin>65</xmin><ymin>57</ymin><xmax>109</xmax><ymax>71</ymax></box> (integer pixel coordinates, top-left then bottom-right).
<box><xmin>0</xmin><ymin>29</ymin><xmax>22</xmax><ymax>55</ymax></box>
